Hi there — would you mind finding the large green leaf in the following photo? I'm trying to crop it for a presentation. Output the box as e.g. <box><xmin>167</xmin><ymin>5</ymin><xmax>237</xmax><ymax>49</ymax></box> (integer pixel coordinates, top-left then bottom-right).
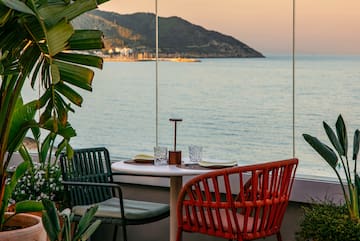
<box><xmin>42</xmin><ymin>119</ymin><xmax>76</xmax><ymax>139</ymax></box>
<box><xmin>50</xmin><ymin>62</ymin><xmax>60</xmax><ymax>84</ymax></box>
<box><xmin>7</xmin><ymin>98</ymin><xmax>38</xmax><ymax>153</ymax></box>
<box><xmin>40</xmin><ymin>132</ymin><xmax>55</xmax><ymax>163</ymax></box>
<box><xmin>55</xmin><ymin>60</ymin><xmax>93</xmax><ymax>91</ymax></box>
<box><xmin>0</xmin><ymin>6</ymin><xmax>12</xmax><ymax>27</ymax></box>
<box><xmin>1</xmin><ymin>161</ymin><xmax>30</xmax><ymax>217</ymax></box>
<box><xmin>79</xmin><ymin>220</ymin><xmax>102</xmax><ymax>241</ymax></box>
<box><xmin>38</xmin><ymin>0</ymin><xmax>98</xmax><ymax>27</ymax></box>
<box><xmin>1</xmin><ymin>0</ymin><xmax>34</xmax><ymax>15</ymax></box>
<box><xmin>323</xmin><ymin>121</ymin><xmax>344</xmax><ymax>156</ymax></box>
<box><xmin>54</xmin><ymin>92</ymin><xmax>69</xmax><ymax>125</ymax></box>
<box><xmin>73</xmin><ymin>205</ymin><xmax>99</xmax><ymax>241</ymax></box>
<box><xmin>15</xmin><ymin>200</ymin><xmax>44</xmax><ymax>213</ymax></box>
<box><xmin>55</xmin><ymin>52</ymin><xmax>103</xmax><ymax>69</ymax></box>
<box><xmin>42</xmin><ymin>199</ymin><xmax>61</xmax><ymax>241</ymax></box>
<box><xmin>356</xmin><ymin>174</ymin><xmax>360</xmax><ymax>205</ymax></box>
<box><xmin>353</xmin><ymin>129</ymin><xmax>360</xmax><ymax>161</ymax></box>
<box><xmin>303</xmin><ymin>134</ymin><xmax>338</xmax><ymax>169</ymax></box>
<box><xmin>18</xmin><ymin>144</ymin><xmax>34</xmax><ymax>164</ymax></box>
<box><xmin>46</xmin><ymin>19</ymin><xmax>74</xmax><ymax>56</ymax></box>
<box><xmin>55</xmin><ymin>82</ymin><xmax>83</xmax><ymax>106</ymax></box>
<box><xmin>336</xmin><ymin>115</ymin><xmax>348</xmax><ymax>157</ymax></box>
<box><xmin>68</xmin><ymin>30</ymin><xmax>104</xmax><ymax>50</ymax></box>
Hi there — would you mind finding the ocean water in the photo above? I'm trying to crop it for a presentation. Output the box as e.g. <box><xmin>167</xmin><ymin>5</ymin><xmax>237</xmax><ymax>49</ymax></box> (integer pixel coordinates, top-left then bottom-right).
<box><xmin>23</xmin><ymin>55</ymin><xmax>360</xmax><ymax>179</ymax></box>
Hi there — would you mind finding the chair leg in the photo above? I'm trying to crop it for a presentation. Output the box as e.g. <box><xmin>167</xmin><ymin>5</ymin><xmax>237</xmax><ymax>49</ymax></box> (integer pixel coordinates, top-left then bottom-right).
<box><xmin>121</xmin><ymin>225</ymin><xmax>128</xmax><ymax>241</ymax></box>
<box><xmin>176</xmin><ymin>228</ymin><xmax>182</xmax><ymax>241</ymax></box>
<box><xmin>276</xmin><ymin>232</ymin><xmax>282</xmax><ymax>241</ymax></box>
<box><xmin>112</xmin><ymin>225</ymin><xmax>118</xmax><ymax>241</ymax></box>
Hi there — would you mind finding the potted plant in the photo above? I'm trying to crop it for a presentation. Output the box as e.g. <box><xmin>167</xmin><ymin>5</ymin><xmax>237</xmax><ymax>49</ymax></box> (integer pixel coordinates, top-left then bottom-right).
<box><xmin>0</xmin><ymin>0</ymin><xmax>108</xmax><ymax>238</ymax></box>
<box><xmin>11</xmin><ymin>129</ymin><xmax>76</xmax><ymax>207</ymax></box>
<box><xmin>42</xmin><ymin>199</ymin><xmax>101</xmax><ymax>241</ymax></box>
<box><xmin>300</xmin><ymin>114</ymin><xmax>360</xmax><ymax>240</ymax></box>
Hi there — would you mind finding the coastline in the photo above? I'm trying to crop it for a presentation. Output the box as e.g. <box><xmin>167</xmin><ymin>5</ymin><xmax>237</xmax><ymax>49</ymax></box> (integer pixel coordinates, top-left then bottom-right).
<box><xmin>103</xmin><ymin>57</ymin><xmax>201</xmax><ymax>63</ymax></box>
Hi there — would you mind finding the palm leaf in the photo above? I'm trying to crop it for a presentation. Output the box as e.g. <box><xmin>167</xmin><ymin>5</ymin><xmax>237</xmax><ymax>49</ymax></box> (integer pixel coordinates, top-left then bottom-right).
<box><xmin>303</xmin><ymin>134</ymin><xmax>338</xmax><ymax>169</ymax></box>
<box><xmin>7</xmin><ymin>99</ymin><xmax>38</xmax><ymax>153</ymax></box>
<box><xmin>40</xmin><ymin>132</ymin><xmax>55</xmax><ymax>163</ymax></box>
<box><xmin>353</xmin><ymin>129</ymin><xmax>360</xmax><ymax>161</ymax></box>
<box><xmin>39</xmin><ymin>0</ymin><xmax>98</xmax><ymax>27</ymax></box>
<box><xmin>336</xmin><ymin>115</ymin><xmax>348</xmax><ymax>157</ymax></box>
<box><xmin>50</xmin><ymin>62</ymin><xmax>61</xmax><ymax>84</ymax></box>
<box><xmin>55</xmin><ymin>82</ymin><xmax>83</xmax><ymax>106</ymax></box>
<box><xmin>46</xmin><ymin>19</ymin><xmax>74</xmax><ymax>56</ymax></box>
<box><xmin>356</xmin><ymin>174</ymin><xmax>360</xmax><ymax>205</ymax></box>
<box><xmin>1</xmin><ymin>0</ymin><xmax>34</xmax><ymax>15</ymax></box>
<box><xmin>42</xmin><ymin>119</ymin><xmax>76</xmax><ymax>139</ymax></box>
<box><xmin>55</xmin><ymin>52</ymin><xmax>103</xmax><ymax>69</ymax></box>
<box><xmin>55</xmin><ymin>60</ymin><xmax>93</xmax><ymax>91</ymax></box>
<box><xmin>323</xmin><ymin>121</ymin><xmax>344</xmax><ymax>156</ymax></box>
<box><xmin>68</xmin><ymin>30</ymin><xmax>104</xmax><ymax>50</ymax></box>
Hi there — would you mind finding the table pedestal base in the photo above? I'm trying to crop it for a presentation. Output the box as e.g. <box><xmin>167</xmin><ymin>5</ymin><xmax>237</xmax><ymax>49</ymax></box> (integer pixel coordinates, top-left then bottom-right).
<box><xmin>170</xmin><ymin>176</ymin><xmax>182</xmax><ymax>241</ymax></box>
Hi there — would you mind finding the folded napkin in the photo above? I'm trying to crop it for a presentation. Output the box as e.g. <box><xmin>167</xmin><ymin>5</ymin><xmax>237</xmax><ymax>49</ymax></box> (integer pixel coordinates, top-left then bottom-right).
<box><xmin>134</xmin><ymin>154</ymin><xmax>154</xmax><ymax>160</ymax></box>
<box><xmin>198</xmin><ymin>159</ymin><xmax>237</xmax><ymax>167</ymax></box>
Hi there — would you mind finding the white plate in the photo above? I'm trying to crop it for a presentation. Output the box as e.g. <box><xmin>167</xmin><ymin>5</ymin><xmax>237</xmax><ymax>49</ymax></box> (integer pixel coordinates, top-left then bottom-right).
<box><xmin>197</xmin><ymin>159</ymin><xmax>237</xmax><ymax>167</ymax></box>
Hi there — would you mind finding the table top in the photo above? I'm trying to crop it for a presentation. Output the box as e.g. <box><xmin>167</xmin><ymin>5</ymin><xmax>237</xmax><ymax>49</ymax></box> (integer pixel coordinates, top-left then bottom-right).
<box><xmin>111</xmin><ymin>161</ymin><xmax>212</xmax><ymax>177</ymax></box>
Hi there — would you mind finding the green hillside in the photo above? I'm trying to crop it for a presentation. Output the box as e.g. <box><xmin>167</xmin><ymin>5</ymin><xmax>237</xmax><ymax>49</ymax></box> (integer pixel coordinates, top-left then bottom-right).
<box><xmin>72</xmin><ymin>10</ymin><xmax>264</xmax><ymax>58</ymax></box>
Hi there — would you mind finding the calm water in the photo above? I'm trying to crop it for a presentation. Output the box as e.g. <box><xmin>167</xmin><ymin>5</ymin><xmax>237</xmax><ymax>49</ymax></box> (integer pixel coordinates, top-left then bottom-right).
<box><xmin>23</xmin><ymin>55</ymin><xmax>360</xmax><ymax>179</ymax></box>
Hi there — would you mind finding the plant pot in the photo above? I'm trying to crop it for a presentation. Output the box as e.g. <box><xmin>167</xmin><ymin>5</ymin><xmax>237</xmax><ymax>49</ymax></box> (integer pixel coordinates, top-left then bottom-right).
<box><xmin>0</xmin><ymin>213</ymin><xmax>47</xmax><ymax>241</ymax></box>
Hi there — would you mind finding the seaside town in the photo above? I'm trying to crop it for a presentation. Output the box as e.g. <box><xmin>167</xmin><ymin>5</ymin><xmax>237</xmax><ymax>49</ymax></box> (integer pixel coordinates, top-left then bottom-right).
<box><xmin>97</xmin><ymin>47</ymin><xmax>201</xmax><ymax>62</ymax></box>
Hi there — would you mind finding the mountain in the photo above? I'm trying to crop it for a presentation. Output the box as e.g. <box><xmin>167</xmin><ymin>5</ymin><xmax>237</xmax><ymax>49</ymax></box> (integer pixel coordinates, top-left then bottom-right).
<box><xmin>72</xmin><ymin>10</ymin><xmax>264</xmax><ymax>58</ymax></box>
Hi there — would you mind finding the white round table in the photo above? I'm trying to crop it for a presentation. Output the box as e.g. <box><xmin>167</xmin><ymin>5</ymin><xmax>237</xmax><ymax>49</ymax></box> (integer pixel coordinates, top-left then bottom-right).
<box><xmin>111</xmin><ymin>161</ymin><xmax>212</xmax><ymax>241</ymax></box>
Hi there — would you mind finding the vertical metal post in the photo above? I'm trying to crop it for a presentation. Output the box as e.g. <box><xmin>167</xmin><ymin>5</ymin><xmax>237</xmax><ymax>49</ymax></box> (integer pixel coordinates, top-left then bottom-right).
<box><xmin>155</xmin><ymin>0</ymin><xmax>159</xmax><ymax>146</ymax></box>
<box><xmin>292</xmin><ymin>0</ymin><xmax>296</xmax><ymax>157</ymax></box>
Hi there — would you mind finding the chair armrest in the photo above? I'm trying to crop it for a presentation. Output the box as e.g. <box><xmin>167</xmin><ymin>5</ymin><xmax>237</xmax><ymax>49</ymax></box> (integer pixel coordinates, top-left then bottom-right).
<box><xmin>62</xmin><ymin>180</ymin><xmax>120</xmax><ymax>187</ymax></box>
<box><xmin>61</xmin><ymin>180</ymin><xmax>124</xmax><ymax>201</ymax></box>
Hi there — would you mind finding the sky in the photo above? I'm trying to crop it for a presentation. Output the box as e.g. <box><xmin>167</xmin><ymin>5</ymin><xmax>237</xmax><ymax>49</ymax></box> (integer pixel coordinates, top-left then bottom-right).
<box><xmin>99</xmin><ymin>0</ymin><xmax>360</xmax><ymax>55</ymax></box>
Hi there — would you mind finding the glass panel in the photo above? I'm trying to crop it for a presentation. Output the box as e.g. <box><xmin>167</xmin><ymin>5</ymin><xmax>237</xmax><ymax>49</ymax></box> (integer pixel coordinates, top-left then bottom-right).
<box><xmin>296</xmin><ymin>0</ymin><xmax>360</xmax><ymax>179</ymax></box>
<box><xmin>66</xmin><ymin>2</ymin><xmax>158</xmax><ymax>159</ymax></box>
<box><xmin>157</xmin><ymin>0</ymin><xmax>293</xmax><ymax>164</ymax></box>
<box><xmin>21</xmin><ymin>0</ymin><xmax>359</xmax><ymax>181</ymax></box>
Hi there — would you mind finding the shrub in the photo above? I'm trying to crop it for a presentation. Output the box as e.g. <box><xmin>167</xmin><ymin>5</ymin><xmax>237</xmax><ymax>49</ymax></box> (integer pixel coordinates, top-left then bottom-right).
<box><xmin>297</xmin><ymin>201</ymin><xmax>360</xmax><ymax>241</ymax></box>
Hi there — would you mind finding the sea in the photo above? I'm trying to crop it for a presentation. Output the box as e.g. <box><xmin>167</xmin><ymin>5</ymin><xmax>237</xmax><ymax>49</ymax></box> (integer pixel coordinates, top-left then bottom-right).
<box><xmin>22</xmin><ymin>54</ymin><xmax>360</xmax><ymax>179</ymax></box>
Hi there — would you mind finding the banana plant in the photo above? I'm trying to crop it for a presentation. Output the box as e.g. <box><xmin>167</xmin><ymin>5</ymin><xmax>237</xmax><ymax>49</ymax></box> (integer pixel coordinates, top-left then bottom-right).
<box><xmin>303</xmin><ymin>114</ymin><xmax>360</xmax><ymax>220</ymax></box>
<box><xmin>0</xmin><ymin>0</ymin><xmax>108</xmax><ymax>231</ymax></box>
<box><xmin>42</xmin><ymin>199</ymin><xmax>101</xmax><ymax>241</ymax></box>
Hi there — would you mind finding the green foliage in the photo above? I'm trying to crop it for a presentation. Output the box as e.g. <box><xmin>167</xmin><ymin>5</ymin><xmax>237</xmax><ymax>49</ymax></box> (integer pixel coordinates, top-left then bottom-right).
<box><xmin>42</xmin><ymin>199</ymin><xmax>101</xmax><ymax>241</ymax></box>
<box><xmin>11</xmin><ymin>162</ymin><xmax>64</xmax><ymax>202</ymax></box>
<box><xmin>11</xmin><ymin>124</ymin><xmax>75</xmax><ymax>203</ymax></box>
<box><xmin>0</xmin><ymin>0</ymin><xmax>107</xmax><ymax>231</ymax></box>
<box><xmin>297</xmin><ymin>202</ymin><xmax>360</xmax><ymax>241</ymax></box>
<box><xmin>303</xmin><ymin>114</ymin><xmax>360</xmax><ymax>220</ymax></box>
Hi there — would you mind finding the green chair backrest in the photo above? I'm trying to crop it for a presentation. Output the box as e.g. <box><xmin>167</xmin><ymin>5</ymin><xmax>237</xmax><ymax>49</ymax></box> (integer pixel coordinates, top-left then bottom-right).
<box><xmin>60</xmin><ymin>147</ymin><xmax>114</xmax><ymax>206</ymax></box>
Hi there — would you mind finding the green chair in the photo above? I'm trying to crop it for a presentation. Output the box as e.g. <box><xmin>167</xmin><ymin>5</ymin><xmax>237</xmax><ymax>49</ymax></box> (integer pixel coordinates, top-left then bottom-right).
<box><xmin>59</xmin><ymin>147</ymin><xmax>170</xmax><ymax>241</ymax></box>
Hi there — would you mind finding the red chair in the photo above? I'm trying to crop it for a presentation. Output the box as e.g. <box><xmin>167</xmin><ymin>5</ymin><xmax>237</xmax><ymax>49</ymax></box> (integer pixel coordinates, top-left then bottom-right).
<box><xmin>176</xmin><ymin>158</ymin><xmax>298</xmax><ymax>241</ymax></box>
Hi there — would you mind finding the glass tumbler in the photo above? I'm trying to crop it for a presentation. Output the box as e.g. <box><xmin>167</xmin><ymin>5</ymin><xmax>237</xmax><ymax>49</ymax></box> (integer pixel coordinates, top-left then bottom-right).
<box><xmin>154</xmin><ymin>146</ymin><xmax>168</xmax><ymax>166</ymax></box>
<box><xmin>188</xmin><ymin>145</ymin><xmax>203</xmax><ymax>163</ymax></box>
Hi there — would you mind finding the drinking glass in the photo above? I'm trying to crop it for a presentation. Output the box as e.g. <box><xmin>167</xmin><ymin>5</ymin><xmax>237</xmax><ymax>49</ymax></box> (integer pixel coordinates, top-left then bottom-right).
<box><xmin>154</xmin><ymin>146</ymin><xmax>168</xmax><ymax>166</ymax></box>
<box><xmin>188</xmin><ymin>145</ymin><xmax>203</xmax><ymax>163</ymax></box>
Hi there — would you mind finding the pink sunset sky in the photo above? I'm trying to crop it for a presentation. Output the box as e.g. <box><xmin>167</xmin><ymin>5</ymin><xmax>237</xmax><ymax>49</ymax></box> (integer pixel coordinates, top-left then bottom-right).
<box><xmin>99</xmin><ymin>0</ymin><xmax>359</xmax><ymax>55</ymax></box>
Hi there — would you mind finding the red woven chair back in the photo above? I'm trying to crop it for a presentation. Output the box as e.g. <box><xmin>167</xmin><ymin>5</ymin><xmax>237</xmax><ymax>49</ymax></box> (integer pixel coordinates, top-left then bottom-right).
<box><xmin>176</xmin><ymin>158</ymin><xmax>298</xmax><ymax>241</ymax></box>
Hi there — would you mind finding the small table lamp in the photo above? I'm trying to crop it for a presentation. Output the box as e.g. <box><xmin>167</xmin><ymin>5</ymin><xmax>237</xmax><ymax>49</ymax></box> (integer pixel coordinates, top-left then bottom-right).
<box><xmin>168</xmin><ymin>118</ymin><xmax>182</xmax><ymax>165</ymax></box>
